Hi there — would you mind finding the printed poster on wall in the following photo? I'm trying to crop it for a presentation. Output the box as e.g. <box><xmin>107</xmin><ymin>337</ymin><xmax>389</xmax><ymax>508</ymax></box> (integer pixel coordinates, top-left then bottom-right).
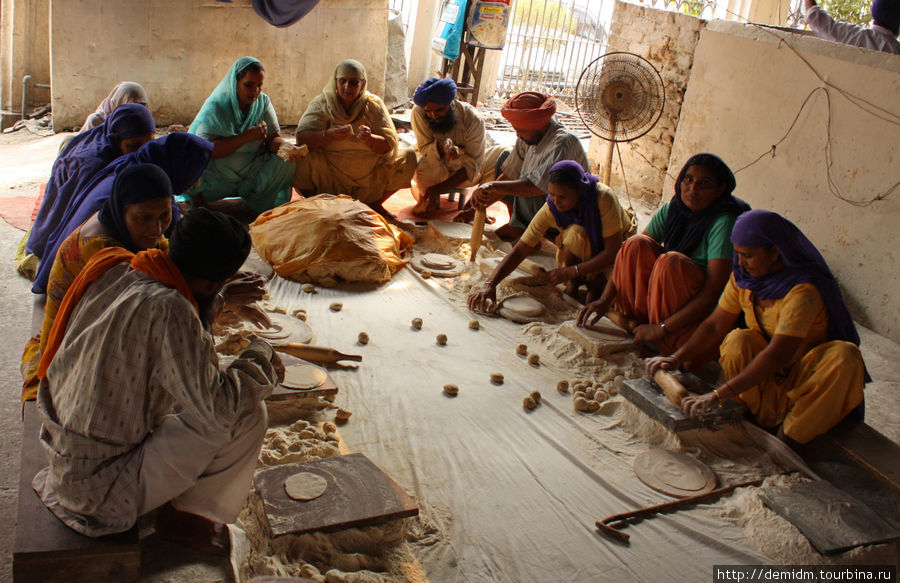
<box><xmin>432</xmin><ymin>0</ymin><xmax>469</xmax><ymax>61</ymax></box>
<box><xmin>466</xmin><ymin>0</ymin><xmax>510</xmax><ymax>49</ymax></box>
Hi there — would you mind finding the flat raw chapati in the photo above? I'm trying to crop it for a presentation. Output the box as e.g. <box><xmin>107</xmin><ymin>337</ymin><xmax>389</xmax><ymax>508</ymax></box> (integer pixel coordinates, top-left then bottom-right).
<box><xmin>501</xmin><ymin>295</ymin><xmax>545</xmax><ymax>317</ymax></box>
<box><xmin>421</xmin><ymin>253</ymin><xmax>455</xmax><ymax>270</ymax></box>
<box><xmin>284</xmin><ymin>472</ymin><xmax>328</xmax><ymax>501</ymax></box>
<box><xmin>282</xmin><ymin>364</ymin><xmax>328</xmax><ymax>389</ymax></box>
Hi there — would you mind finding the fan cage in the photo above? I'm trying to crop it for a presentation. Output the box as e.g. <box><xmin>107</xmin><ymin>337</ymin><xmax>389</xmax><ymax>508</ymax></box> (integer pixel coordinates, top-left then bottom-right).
<box><xmin>575</xmin><ymin>52</ymin><xmax>665</xmax><ymax>143</ymax></box>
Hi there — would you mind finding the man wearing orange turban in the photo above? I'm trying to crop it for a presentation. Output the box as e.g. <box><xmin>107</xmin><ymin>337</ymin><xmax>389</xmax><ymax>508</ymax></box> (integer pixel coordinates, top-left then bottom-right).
<box><xmin>467</xmin><ymin>91</ymin><xmax>588</xmax><ymax>239</ymax></box>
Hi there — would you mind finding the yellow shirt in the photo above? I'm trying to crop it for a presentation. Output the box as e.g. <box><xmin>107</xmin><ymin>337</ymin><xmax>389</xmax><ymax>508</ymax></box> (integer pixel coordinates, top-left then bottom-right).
<box><xmin>519</xmin><ymin>183</ymin><xmax>630</xmax><ymax>250</ymax></box>
<box><xmin>719</xmin><ymin>273</ymin><xmax>829</xmax><ymax>364</ymax></box>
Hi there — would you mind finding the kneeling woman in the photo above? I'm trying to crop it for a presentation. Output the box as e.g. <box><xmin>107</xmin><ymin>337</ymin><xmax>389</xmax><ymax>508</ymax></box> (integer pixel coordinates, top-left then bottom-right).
<box><xmin>468</xmin><ymin>161</ymin><xmax>633</xmax><ymax>311</ymax></box>
<box><xmin>649</xmin><ymin>210</ymin><xmax>866</xmax><ymax>444</ymax></box>
<box><xmin>577</xmin><ymin>153</ymin><xmax>749</xmax><ymax>358</ymax></box>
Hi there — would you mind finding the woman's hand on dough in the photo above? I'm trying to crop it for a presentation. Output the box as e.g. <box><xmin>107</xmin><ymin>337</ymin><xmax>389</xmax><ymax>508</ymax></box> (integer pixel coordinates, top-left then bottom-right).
<box><xmin>681</xmin><ymin>393</ymin><xmax>715</xmax><ymax>418</ymax></box>
<box><xmin>645</xmin><ymin>355</ymin><xmax>679</xmax><ymax>377</ymax></box>
<box><xmin>243</xmin><ymin>122</ymin><xmax>268</xmax><ymax>143</ymax></box>
<box><xmin>576</xmin><ymin>297</ymin><xmax>610</xmax><ymax>327</ymax></box>
<box><xmin>356</xmin><ymin>124</ymin><xmax>374</xmax><ymax>144</ymax></box>
<box><xmin>326</xmin><ymin>125</ymin><xmax>353</xmax><ymax>142</ymax></box>
<box><xmin>546</xmin><ymin>266</ymin><xmax>575</xmax><ymax>285</ymax></box>
<box><xmin>633</xmin><ymin>323</ymin><xmax>665</xmax><ymax>344</ymax></box>
<box><xmin>467</xmin><ymin>283</ymin><xmax>497</xmax><ymax>313</ymax></box>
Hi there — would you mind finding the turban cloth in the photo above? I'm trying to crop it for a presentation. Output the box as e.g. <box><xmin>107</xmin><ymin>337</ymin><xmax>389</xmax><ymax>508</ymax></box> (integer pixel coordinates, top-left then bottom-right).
<box><xmin>413</xmin><ymin>77</ymin><xmax>458</xmax><ymax>106</ymax></box>
<box><xmin>170</xmin><ymin>208</ymin><xmax>251</xmax><ymax>282</ymax></box>
<box><xmin>501</xmin><ymin>92</ymin><xmax>557</xmax><ymax>130</ymax></box>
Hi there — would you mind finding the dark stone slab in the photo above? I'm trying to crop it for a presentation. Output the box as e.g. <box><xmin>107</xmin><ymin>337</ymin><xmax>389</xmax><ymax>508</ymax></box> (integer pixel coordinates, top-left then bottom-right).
<box><xmin>621</xmin><ymin>375</ymin><xmax>744</xmax><ymax>432</ymax></box>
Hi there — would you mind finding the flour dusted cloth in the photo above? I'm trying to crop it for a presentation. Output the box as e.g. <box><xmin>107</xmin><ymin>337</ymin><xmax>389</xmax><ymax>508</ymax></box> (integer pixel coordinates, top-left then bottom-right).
<box><xmin>250</xmin><ymin>194</ymin><xmax>414</xmax><ymax>284</ymax></box>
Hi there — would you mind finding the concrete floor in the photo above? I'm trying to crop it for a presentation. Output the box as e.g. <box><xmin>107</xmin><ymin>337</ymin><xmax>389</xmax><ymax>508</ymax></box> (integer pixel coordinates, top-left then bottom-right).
<box><xmin>0</xmin><ymin>130</ymin><xmax>897</xmax><ymax>582</ymax></box>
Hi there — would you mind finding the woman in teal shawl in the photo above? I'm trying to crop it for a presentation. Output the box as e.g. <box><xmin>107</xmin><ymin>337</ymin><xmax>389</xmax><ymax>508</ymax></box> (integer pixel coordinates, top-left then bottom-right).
<box><xmin>187</xmin><ymin>56</ymin><xmax>295</xmax><ymax>215</ymax></box>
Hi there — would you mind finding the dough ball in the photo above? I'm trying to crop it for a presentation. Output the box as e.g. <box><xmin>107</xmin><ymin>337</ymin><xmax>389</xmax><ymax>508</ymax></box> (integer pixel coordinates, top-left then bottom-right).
<box><xmin>528</xmin><ymin>353</ymin><xmax>540</xmax><ymax>366</ymax></box>
<box><xmin>298</xmin><ymin>428</ymin><xmax>317</xmax><ymax>440</ymax></box>
<box><xmin>357</xmin><ymin>332</ymin><xmax>369</xmax><ymax>345</ymax></box>
<box><xmin>613</xmin><ymin>374</ymin><xmax>625</xmax><ymax>384</ymax></box>
<box><xmin>300</xmin><ymin>564</ymin><xmax>321</xmax><ymax>579</ymax></box>
<box><xmin>490</xmin><ymin>372</ymin><xmax>504</xmax><ymax>384</ymax></box>
<box><xmin>325</xmin><ymin>432</ymin><xmax>339</xmax><ymax>442</ymax></box>
<box><xmin>412</xmin><ymin>317</ymin><xmax>423</xmax><ymax>330</ymax></box>
<box><xmin>574</xmin><ymin>391</ymin><xmax>587</xmax><ymax>400</ymax></box>
<box><xmin>322</xmin><ymin>422</ymin><xmax>337</xmax><ymax>434</ymax></box>
<box><xmin>273</xmin><ymin>305</ymin><xmax>287</xmax><ymax>314</ymax></box>
<box><xmin>586</xmin><ymin>399</ymin><xmax>601</xmax><ymax>413</ymax></box>
<box><xmin>284</xmin><ymin>472</ymin><xmax>328</xmax><ymax>501</ymax></box>
<box><xmin>516</xmin><ymin>343</ymin><xmax>528</xmax><ymax>356</ymax></box>
<box><xmin>443</xmin><ymin>383</ymin><xmax>459</xmax><ymax>396</ymax></box>
<box><xmin>330</xmin><ymin>302</ymin><xmax>343</xmax><ymax>312</ymax></box>
<box><xmin>595</xmin><ymin>389</ymin><xmax>609</xmax><ymax>402</ymax></box>
<box><xmin>529</xmin><ymin>390</ymin><xmax>542</xmax><ymax>404</ymax></box>
<box><xmin>421</xmin><ymin>270</ymin><xmax>433</xmax><ymax>279</ymax></box>
<box><xmin>608</xmin><ymin>386</ymin><xmax>619</xmax><ymax>396</ymax></box>
<box><xmin>573</xmin><ymin>382</ymin><xmax>585</xmax><ymax>392</ymax></box>
<box><xmin>584</xmin><ymin>387</ymin><xmax>596</xmax><ymax>400</ymax></box>
<box><xmin>301</xmin><ymin>283</ymin><xmax>317</xmax><ymax>294</ymax></box>
<box><xmin>573</xmin><ymin>396</ymin><xmax>590</xmax><ymax>412</ymax></box>
<box><xmin>335</xmin><ymin>408</ymin><xmax>352</xmax><ymax>422</ymax></box>
<box><xmin>523</xmin><ymin>396</ymin><xmax>537</xmax><ymax>410</ymax></box>
<box><xmin>468</xmin><ymin>319</ymin><xmax>480</xmax><ymax>330</ymax></box>
<box><xmin>292</xmin><ymin>309</ymin><xmax>308</xmax><ymax>321</ymax></box>
<box><xmin>557</xmin><ymin>380</ymin><xmax>570</xmax><ymax>393</ymax></box>
<box><xmin>436</xmin><ymin>333</ymin><xmax>448</xmax><ymax>345</ymax></box>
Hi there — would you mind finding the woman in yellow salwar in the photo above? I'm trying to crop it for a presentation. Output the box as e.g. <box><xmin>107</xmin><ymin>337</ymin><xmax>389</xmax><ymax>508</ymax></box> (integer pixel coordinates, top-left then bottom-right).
<box><xmin>293</xmin><ymin>59</ymin><xmax>415</xmax><ymax>218</ymax></box>
<box><xmin>648</xmin><ymin>210</ymin><xmax>866</xmax><ymax>445</ymax></box>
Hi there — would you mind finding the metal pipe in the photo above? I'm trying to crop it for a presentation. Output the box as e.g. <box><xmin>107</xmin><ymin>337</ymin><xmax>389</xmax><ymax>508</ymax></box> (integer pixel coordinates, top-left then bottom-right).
<box><xmin>22</xmin><ymin>75</ymin><xmax>32</xmax><ymax>120</ymax></box>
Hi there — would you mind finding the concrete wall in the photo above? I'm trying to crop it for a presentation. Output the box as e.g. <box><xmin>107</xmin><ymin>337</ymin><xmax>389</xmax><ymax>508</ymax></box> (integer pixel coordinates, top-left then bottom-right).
<box><xmin>589</xmin><ymin>1</ymin><xmax>705</xmax><ymax>205</ymax></box>
<box><xmin>49</xmin><ymin>0</ymin><xmax>389</xmax><ymax>130</ymax></box>
<box><xmin>1</xmin><ymin>0</ymin><xmax>51</xmax><ymax>118</ymax></box>
<box><xmin>668</xmin><ymin>20</ymin><xmax>900</xmax><ymax>341</ymax></box>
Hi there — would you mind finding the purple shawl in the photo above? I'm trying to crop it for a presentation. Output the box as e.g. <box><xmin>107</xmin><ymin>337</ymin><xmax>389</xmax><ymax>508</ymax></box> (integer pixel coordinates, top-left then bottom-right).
<box><xmin>731</xmin><ymin>209</ymin><xmax>868</xmax><ymax>380</ymax></box>
<box><xmin>546</xmin><ymin>160</ymin><xmax>604</xmax><ymax>256</ymax></box>
<box><xmin>26</xmin><ymin>103</ymin><xmax>155</xmax><ymax>258</ymax></box>
<box><xmin>663</xmin><ymin>153</ymin><xmax>750</xmax><ymax>256</ymax></box>
<box><xmin>32</xmin><ymin>133</ymin><xmax>213</xmax><ymax>294</ymax></box>
<box><xmin>251</xmin><ymin>0</ymin><xmax>320</xmax><ymax>27</ymax></box>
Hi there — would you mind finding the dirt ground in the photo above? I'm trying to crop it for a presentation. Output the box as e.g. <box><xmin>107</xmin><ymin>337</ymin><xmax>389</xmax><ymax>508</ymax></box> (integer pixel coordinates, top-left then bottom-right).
<box><xmin>0</xmin><ymin>128</ymin><xmax>897</xmax><ymax>583</ymax></box>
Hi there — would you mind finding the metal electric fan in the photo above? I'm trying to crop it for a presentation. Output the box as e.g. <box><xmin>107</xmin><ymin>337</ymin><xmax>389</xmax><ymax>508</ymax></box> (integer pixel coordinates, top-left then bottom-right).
<box><xmin>574</xmin><ymin>51</ymin><xmax>665</xmax><ymax>184</ymax></box>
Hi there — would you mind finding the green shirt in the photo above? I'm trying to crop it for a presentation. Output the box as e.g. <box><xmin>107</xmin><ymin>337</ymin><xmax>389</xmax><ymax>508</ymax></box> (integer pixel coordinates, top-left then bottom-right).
<box><xmin>645</xmin><ymin>202</ymin><xmax>737</xmax><ymax>269</ymax></box>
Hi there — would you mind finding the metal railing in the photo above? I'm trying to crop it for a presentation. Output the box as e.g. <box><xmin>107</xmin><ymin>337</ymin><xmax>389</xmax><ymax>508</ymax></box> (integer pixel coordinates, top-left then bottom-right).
<box><xmin>493</xmin><ymin>0</ymin><xmax>610</xmax><ymax>107</ymax></box>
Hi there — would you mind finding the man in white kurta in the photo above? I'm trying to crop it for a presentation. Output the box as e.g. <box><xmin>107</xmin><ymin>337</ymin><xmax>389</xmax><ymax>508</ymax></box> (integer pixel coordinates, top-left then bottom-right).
<box><xmin>470</xmin><ymin>92</ymin><xmax>588</xmax><ymax>239</ymax></box>
<box><xmin>410</xmin><ymin>77</ymin><xmax>508</xmax><ymax>217</ymax></box>
<box><xmin>803</xmin><ymin>0</ymin><xmax>899</xmax><ymax>54</ymax></box>
<box><xmin>33</xmin><ymin>208</ymin><xmax>279</xmax><ymax>552</ymax></box>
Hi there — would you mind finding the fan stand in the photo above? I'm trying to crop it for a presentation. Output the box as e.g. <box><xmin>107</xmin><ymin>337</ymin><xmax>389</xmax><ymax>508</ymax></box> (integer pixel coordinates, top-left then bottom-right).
<box><xmin>600</xmin><ymin>80</ymin><xmax>633</xmax><ymax>185</ymax></box>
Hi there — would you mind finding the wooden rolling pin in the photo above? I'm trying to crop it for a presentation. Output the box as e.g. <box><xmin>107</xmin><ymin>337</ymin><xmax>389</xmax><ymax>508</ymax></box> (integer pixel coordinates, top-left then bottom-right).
<box><xmin>470</xmin><ymin>207</ymin><xmax>486</xmax><ymax>262</ymax></box>
<box><xmin>519</xmin><ymin>258</ymin><xmax>547</xmax><ymax>277</ymax></box>
<box><xmin>275</xmin><ymin>343</ymin><xmax>362</xmax><ymax>364</ymax></box>
<box><xmin>653</xmin><ymin>369</ymin><xmax>689</xmax><ymax>407</ymax></box>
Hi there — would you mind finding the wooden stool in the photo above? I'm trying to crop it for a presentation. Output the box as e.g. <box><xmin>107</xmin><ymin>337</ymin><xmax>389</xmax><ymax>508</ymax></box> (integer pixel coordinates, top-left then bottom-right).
<box><xmin>446</xmin><ymin>187</ymin><xmax>470</xmax><ymax>210</ymax></box>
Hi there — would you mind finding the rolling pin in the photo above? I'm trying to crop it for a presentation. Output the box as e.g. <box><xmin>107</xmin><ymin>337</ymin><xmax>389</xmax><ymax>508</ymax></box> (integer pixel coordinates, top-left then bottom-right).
<box><xmin>653</xmin><ymin>369</ymin><xmax>689</xmax><ymax>407</ymax></box>
<box><xmin>275</xmin><ymin>343</ymin><xmax>362</xmax><ymax>364</ymax></box>
<box><xmin>470</xmin><ymin>207</ymin><xmax>486</xmax><ymax>262</ymax></box>
<box><xmin>519</xmin><ymin>258</ymin><xmax>547</xmax><ymax>277</ymax></box>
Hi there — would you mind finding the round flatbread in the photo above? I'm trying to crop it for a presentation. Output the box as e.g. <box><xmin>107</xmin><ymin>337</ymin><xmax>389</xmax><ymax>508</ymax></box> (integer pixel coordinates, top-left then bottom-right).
<box><xmin>421</xmin><ymin>253</ymin><xmax>455</xmax><ymax>270</ymax></box>
<box><xmin>633</xmin><ymin>449</ymin><xmax>717</xmax><ymax>497</ymax></box>
<box><xmin>501</xmin><ymin>295</ymin><xmax>545</xmax><ymax>317</ymax></box>
<box><xmin>258</xmin><ymin>312</ymin><xmax>314</xmax><ymax>344</ymax></box>
<box><xmin>282</xmin><ymin>365</ymin><xmax>328</xmax><ymax>389</ymax></box>
<box><xmin>284</xmin><ymin>472</ymin><xmax>328</xmax><ymax>501</ymax></box>
<box><xmin>255</xmin><ymin>323</ymin><xmax>290</xmax><ymax>340</ymax></box>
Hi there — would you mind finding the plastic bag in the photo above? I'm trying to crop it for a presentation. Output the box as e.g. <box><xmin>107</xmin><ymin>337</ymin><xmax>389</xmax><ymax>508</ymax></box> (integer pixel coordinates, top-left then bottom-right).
<box><xmin>432</xmin><ymin>0</ymin><xmax>468</xmax><ymax>61</ymax></box>
<box><xmin>250</xmin><ymin>194</ymin><xmax>414</xmax><ymax>285</ymax></box>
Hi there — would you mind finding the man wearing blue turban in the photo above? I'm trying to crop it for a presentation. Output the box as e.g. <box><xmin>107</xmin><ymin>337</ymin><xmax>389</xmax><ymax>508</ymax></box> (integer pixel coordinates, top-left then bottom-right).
<box><xmin>410</xmin><ymin>77</ymin><xmax>509</xmax><ymax>218</ymax></box>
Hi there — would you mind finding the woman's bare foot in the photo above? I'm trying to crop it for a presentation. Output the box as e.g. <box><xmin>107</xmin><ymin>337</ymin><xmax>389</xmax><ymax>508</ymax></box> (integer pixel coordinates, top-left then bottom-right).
<box><xmin>155</xmin><ymin>504</ymin><xmax>230</xmax><ymax>556</ymax></box>
<box><xmin>411</xmin><ymin>193</ymin><xmax>439</xmax><ymax>218</ymax></box>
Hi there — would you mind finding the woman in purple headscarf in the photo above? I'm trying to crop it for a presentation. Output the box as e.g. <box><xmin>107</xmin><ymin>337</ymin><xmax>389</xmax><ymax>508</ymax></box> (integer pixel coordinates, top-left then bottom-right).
<box><xmin>26</xmin><ymin>103</ymin><xmax>156</xmax><ymax>261</ymax></box>
<box><xmin>577</xmin><ymin>153</ymin><xmax>750</xmax><ymax>361</ymax></box>
<box><xmin>468</xmin><ymin>160</ymin><xmax>633</xmax><ymax>312</ymax></box>
<box><xmin>647</xmin><ymin>210</ymin><xmax>866</xmax><ymax>445</ymax></box>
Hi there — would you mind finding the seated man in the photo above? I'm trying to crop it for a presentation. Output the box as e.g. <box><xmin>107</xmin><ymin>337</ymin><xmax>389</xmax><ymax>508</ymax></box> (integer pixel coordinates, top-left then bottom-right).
<box><xmin>466</xmin><ymin>91</ymin><xmax>588</xmax><ymax>240</ymax></box>
<box><xmin>33</xmin><ymin>208</ymin><xmax>283</xmax><ymax>555</ymax></box>
<box><xmin>804</xmin><ymin>0</ymin><xmax>899</xmax><ymax>54</ymax></box>
<box><xmin>468</xmin><ymin>160</ymin><xmax>633</xmax><ymax>311</ymax></box>
<box><xmin>648</xmin><ymin>210</ymin><xmax>866</xmax><ymax>445</ymax></box>
<box><xmin>409</xmin><ymin>77</ymin><xmax>508</xmax><ymax>218</ymax></box>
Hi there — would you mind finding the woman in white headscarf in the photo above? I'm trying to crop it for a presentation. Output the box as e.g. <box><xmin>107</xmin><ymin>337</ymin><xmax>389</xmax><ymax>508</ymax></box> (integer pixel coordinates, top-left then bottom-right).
<box><xmin>80</xmin><ymin>82</ymin><xmax>149</xmax><ymax>131</ymax></box>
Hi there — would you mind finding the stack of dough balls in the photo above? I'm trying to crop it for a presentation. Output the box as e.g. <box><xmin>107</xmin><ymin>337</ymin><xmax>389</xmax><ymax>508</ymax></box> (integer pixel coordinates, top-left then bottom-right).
<box><xmin>568</xmin><ymin>368</ymin><xmax>628</xmax><ymax>414</ymax></box>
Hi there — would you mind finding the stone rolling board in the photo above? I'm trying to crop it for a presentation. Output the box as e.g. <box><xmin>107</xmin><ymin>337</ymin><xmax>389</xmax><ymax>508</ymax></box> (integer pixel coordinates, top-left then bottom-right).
<box><xmin>621</xmin><ymin>376</ymin><xmax>744</xmax><ymax>432</ymax></box>
<box><xmin>758</xmin><ymin>479</ymin><xmax>900</xmax><ymax>555</ymax></box>
<box><xmin>558</xmin><ymin>320</ymin><xmax>637</xmax><ymax>357</ymax></box>
<box><xmin>267</xmin><ymin>367</ymin><xmax>339</xmax><ymax>402</ymax></box>
<box><xmin>254</xmin><ymin>453</ymin><xmax>419</xmax><ymax>537</ymax></box>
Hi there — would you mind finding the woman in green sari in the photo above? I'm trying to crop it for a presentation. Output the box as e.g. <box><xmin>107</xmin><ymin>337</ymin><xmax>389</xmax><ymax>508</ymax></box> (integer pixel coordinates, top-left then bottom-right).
<box><xmin>187</xmin><ymin>56</ymin><xmax>295</xmax><ymax>216</ymax></box>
